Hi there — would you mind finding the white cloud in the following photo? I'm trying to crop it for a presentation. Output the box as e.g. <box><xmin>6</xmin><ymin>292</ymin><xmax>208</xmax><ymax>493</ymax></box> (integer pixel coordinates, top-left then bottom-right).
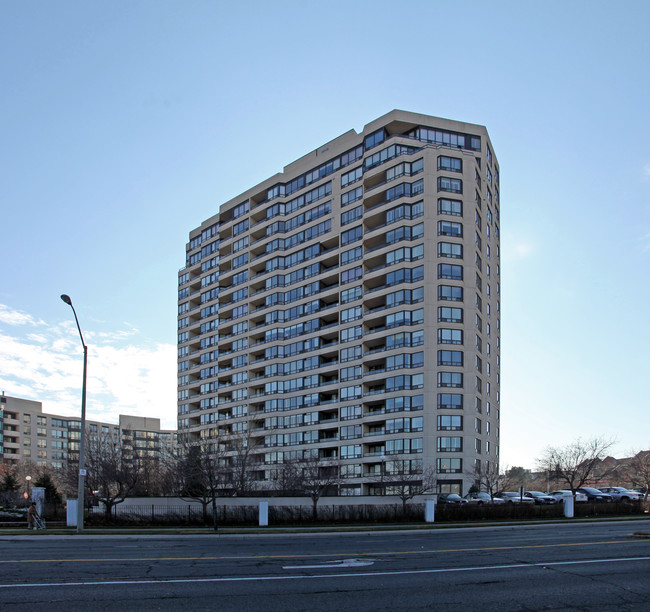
<box><xmin>0</xmin><ymin>304</ymin><xmax>177</xmax><ymax>429</ymax></box>
<box><xmin>0</xmin><ymin>304</ymin><xmax>44</xmax><ymax>326</ymax></box>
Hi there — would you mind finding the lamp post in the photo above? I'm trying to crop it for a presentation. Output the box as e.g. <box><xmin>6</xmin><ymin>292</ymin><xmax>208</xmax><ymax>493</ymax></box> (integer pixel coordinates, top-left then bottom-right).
<box><xmin>61</xmin><ymin>294</ymin><xmax>87</xmax><ymax>533</ymax></box>
<box><xmin>25</xmin><ymin>475</ymin><xmax>32</xmax><ymax>501</ymax></box>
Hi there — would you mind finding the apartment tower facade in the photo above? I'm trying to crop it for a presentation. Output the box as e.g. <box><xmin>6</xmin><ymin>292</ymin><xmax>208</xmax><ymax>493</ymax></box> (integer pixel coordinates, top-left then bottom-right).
<box><xmin>178</xmin><ymin>110</ymin><xmax>501</xmax><ymax>495</ymax></box>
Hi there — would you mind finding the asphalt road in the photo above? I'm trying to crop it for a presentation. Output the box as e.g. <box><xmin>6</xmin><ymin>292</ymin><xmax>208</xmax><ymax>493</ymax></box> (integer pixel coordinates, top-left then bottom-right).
<box><xmin>2</xmin><ymin>520</ymin><xmax>650</xmax><ymax>610</ymax></box>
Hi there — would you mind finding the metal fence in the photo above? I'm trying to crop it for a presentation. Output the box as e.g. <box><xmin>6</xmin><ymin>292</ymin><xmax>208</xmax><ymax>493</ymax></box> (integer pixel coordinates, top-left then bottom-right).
<box><xmin>81</xmin><ymin>499</ymin><xmax>648</xmax><ymax>526</ymax></box>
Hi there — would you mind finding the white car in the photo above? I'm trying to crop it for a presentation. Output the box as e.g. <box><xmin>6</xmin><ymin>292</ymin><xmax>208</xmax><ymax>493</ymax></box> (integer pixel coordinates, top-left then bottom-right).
<box><xmin>598</xmin><ymin>487</ymin><xmax>642</xmax><ymax>502</ymax></box>
<box><xmin>549</xmin><ymin>490</ymin><xmax>588</xmax><ymax>503</ymax></box>
<box><xmin>499</xmin><ymin>492</ymin><xmax>534</xmax><ymax>504</ymax></box>
<box><xmin>464</xmin><ymin>492</ymin><xmax>505</xmax><ymax>505</ymax></box>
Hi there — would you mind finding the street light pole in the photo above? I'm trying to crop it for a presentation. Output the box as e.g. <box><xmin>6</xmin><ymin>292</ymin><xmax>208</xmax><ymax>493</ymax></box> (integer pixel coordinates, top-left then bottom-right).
<box><xmin>61</xmin><ymin>294</ymin><xmax>87</xmax><ymax>533</ymax></box>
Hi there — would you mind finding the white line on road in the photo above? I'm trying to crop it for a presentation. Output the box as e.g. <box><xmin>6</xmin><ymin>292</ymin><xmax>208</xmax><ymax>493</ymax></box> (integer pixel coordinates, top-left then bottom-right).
<box><xmin>2</xmin><ymin>555</ymin><xmax>650</xmax><ymax>589</ymax></box>
<box><xmin>283</xmin><ymin>558</ymin><xmax>375</xmax><ymax>569</ymax></box>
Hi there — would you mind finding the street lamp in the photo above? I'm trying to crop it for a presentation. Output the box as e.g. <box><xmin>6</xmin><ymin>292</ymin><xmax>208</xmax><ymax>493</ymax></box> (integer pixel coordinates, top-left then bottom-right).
<box><xmin>25</xmin><ymin>475</ymin><xmax>32</xmax><ymax>501</ymax></box>
<box><xmin>60</xmin><ymin>293</ymin><xmax>87</xmax><ymax>533</ymax></box>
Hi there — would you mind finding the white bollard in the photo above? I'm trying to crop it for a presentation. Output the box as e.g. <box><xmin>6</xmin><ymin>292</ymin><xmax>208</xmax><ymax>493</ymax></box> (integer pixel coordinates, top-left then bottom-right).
<box><xmin>66</xmin><ymin>499</ymin><xmax>78</xmax><ymax>526</ymax></box>
<box><xmin>259</xmin><ymin>500</ymin><xmax>269</xmax><ymax>526</ymax></box>
<box><xmin>425</xmin><ymin>498</ymin><xmax>436</xmax><ymax>523</ymax></box>
<box><xmin>563</xmin><ymin>493</ymin><xmax>575</xmax><ymax>518</ymax></box>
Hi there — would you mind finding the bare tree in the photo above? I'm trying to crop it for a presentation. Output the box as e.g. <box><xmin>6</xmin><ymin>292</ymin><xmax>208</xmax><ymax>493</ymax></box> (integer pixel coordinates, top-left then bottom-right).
<box><xmin>470</xmin><ymin>461</ymin><xmax>503</xmax><ymax>497</ymax></box>
<box><xmin>175</xmin><ymin>439</ymin><xmax>226</xmax><ymax>529</ymax></box>
<box><xmin>227</xmin><ymin>431</ymin><xmax>259</xmax><ymax>496</ymax></box>
<box><xmin>279</xmin><ymin>453</ymin><xmax>340</xmax><ymax>519</ymax></box>
<box><xmin>382</xmin><ymin>459</ymin><xmax>437</xmax><ymax>514</ymax></box>
<box><xmin>623</xmin><ymin>451</ymin><xmax>650</xmax><ymax>501</ymax></box>
<box><xmin>86</xmin><ymin>433</ymin><xmax>139</xmax><ymax>519</ymax></box>
<box><xmin>536</xmin><ymin>437</ymin><xmax>615</xmax><ymax>496</ymax></box>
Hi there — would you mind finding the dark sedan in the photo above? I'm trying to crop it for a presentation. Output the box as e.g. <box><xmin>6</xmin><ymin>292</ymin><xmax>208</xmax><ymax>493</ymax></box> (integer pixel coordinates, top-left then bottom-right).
<box><xmin>524</xmin><ymin>491</ymin><xmax>558</xmax><ymax>504</ymax></box>
<box><xmin>576</xmin><ymin>487</ymin><xmax>614</xmax><ymax>502</ymax></box>
<box><xmin>438</xmin><ymin>493</ymin><xmax>468</xmax><ymax>505</ymax></box>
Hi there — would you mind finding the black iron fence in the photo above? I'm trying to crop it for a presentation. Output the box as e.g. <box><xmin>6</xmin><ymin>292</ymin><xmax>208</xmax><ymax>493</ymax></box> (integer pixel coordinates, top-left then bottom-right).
<box><xmin>80</xmin><ymin>499</ymin><xmax>648</xmax><ymax>526</ymax></box>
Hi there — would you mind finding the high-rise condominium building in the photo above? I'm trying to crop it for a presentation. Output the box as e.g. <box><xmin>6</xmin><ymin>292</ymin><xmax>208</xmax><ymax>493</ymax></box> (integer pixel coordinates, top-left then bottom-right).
<box><xmin>178</xmin><ymin>110</ymin><xmax>500</xmax><ymax>495</ymax></box>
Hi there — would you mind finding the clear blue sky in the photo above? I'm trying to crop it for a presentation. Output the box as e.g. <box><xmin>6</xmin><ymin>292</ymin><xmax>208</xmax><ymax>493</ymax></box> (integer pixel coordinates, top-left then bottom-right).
<box><xmin>1</xmin><ymin>1</ymin><xmax>649</xmax><ymax>468</ymax></box>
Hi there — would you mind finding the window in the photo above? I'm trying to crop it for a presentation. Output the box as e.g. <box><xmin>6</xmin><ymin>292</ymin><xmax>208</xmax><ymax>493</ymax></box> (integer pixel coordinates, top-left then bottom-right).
<box><xmin>341</xmin><ymin>326</ymin><xmax>362</xmax><ymax>343</ymax></box>
<box><xmin>233</xmin><ymin>219</ymin><xmax>248</xmax><ymax>236</ymax></box>
<box><xmin>341</xmin><ymin>188</ymin><xmax>363</xmax><ymax>207</ymax></box>
<box><xmin>437</xmin><ymin>436</ymin><xmax>463</xmax><ymax>452</ymax></box>
<box><xmin>438</xmin><ymin>264</ymin><xmax>463</xmax><ymax>280</ymax></box>
<box><xmin>437</xmin><ymin>393</ymin><xmax>463</xmax><ymax>410</ymax></box>
<box><xmin>340</xmin><ymin>366</ymin><xmax>362</xmax><ymax>381</ymax></box>
<box><xmin>341</xmin><ymin>247</ymin><xmax>362</xmax><ymax>266</ymax></box>
<box><xmin>438</xmin><ymin>372</ymin><xmax>463</xmax><ymax>388</ymax></box>
<box><xmin>438</xmin><ymin>198</ymin><xmax>462</xmax><ymax>216</ymax></box>
<box><xmin>341</xmin><ymin>444</ymin><xmax>362</xmax><ymax>459</ymax></box>
<box><xmin>341</xmin><ymin>266</ymin><xmax>362</xmax><ymax>285</ymax></box>
<box><xmin>437</xmin><ymin>350</ymin><xmax>463</xmax><ymax>366</ymax></box>
<box><xmin>438</xmin><ymin>242</ymin><xmax>463</xmax><ymax>259</ymax></box>
<box><xmin>341</xmin><ymin>166</ymin><xmax>363</xmax><ymax>188</ymax></box>
<box><xmin>437</xmin><ymin>156</ymin><xmax>462</xmax><ymax>172</ymax></box>
<box><xmin>365</xmin><ymin>129</ymin><xmax>386</xmax><ymax>150</ymax></box>
<box><xmin>438</xmin><ymin>285</ymin><xmax>463</xmax><ymax>302</ymax></box>
<box><xmin>340</xmin><ymin>425</ymin><xmax>361</xmax><ymax>440</ymax></box>
<box><xmin>438</xmin><ymin>220</ymin><xmax>463</xmax><ymax>237</ymax></box>
<box><xmin>438</xmin><ymin>177</ymin><xmax>462</xmax><ymax>193</ymax></box>
<box><xmin>341</xmin><ymin>404</ymin><xmax>362</xmax><ymax>420</ymax></box>
<box><xmin>342</xmin><ymin>226</ymin><xmax>362</xmax><ymax>245</ymax></box>
<box><xmin>341</xmin><ymin>285</ymin><xmax>362</xmax><ymax>303</ymax></box>
<box><xmin>438</xmin><ymin>329</ymin><xmax>463</xmax><ymax>345</ymax></box>
<box><xmin>437</xmin><ymin>458</ymin><xmax>462</xmax><ymax>473</ymax></box>
<box><xmin>341</xmin><ymin>306</ymin><xmax>362</xmax><ymax>323</ymax></box>
<box><xmin>438</xmin><ymin>415</ymin><xmax>463</xmax><ymax>431</ymax></box>
<box><xmin>341</xmin><ymin>345</ymin><xmax>361</xmax><ymax>362</ymax></box>
<box><xmin>438</xmin><ymin>306</ymin><xmax>463</xmax><ymax>323</ymax></box>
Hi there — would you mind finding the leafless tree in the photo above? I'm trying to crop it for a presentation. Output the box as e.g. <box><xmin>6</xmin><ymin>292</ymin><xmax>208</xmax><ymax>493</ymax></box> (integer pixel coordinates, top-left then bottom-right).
<box><xmin>276</xmin><ymin>453</ymin><xmax>340</xmax><ymax>519</ymax></box>
<box><xmin>536</xmin><ymin>436</ymin><xmax>615</xmax><ymax>496</ymax></box>
<box><xmin>382</xmin><ymin>459</ymin><xmax>437</xmax><ymax>514</ymax></box>
<box><xmin>622</xmin><ymin>451</ymin><xmax>650</xmax><ymax>501</ymax></box>
<box><xmin>134</xmin><ymin>455</ymin><xmax>177</xmax><ymax>496</ymax></box>
<box><xmin>175</xmin><ymin>438</ymin><xmax>227</xmax><ymax>529</ymax></box>
<box><xmin>469</xmin><ymin>461</ymin><xmax>503</xmax><ymax>497</ymax></box>
<box><xmin>227</xmin><ymin>431</ymin><xmax>259</xmax><ymax>496</ymax></box>
<box><xmin>86</xmin><ymin>433</ymin><xmax>139</xmax><ymax>519</ymax></box>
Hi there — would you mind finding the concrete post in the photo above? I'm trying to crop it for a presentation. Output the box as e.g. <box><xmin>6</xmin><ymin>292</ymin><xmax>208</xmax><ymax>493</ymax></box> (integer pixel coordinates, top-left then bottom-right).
<box><xmin>563</xmin><ymin>493</ymin><xmax>575</xmax><ymax>518</ymax></box>
<box><xmin>67</xmin><ymin>499</ymin><xmax>78</xmax><ymax>526</ymax></box>
<box><xmin>425</xmin><ymin>498</ymin><xmax>436</xmax><ymax>522</ymax></box>
<box><xmin>259</xmin><ymin>500</ymin><xmax>269</xmax><ymax>526</ymax></box>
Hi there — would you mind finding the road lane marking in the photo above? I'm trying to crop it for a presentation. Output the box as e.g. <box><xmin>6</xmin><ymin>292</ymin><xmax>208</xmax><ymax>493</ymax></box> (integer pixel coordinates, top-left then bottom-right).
<box><xmin>1</xmin><ymin>555</ymin><xmax>650</xmax><ymax>589</ymax></box>
<box><xmin>0</xmin><ymin>538</ymin><xmax>645</xmax><ymax>564</ymax></box>
<box><xmin>283</xmin><ymin>558</ymin><xmax>375</xmax><ymax>569</ymax></box>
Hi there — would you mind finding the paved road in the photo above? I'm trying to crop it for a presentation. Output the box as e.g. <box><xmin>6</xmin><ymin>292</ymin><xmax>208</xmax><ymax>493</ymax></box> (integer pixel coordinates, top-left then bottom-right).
<box><xmin>2</xmin><ymin>520</ymin><xmax>650</xmax><ymax>610</ymax></box>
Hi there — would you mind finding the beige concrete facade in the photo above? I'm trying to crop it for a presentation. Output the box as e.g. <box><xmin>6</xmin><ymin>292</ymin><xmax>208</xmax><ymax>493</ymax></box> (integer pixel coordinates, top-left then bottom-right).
<box><xmin>178</xmin><ymin>110</ymin><xmax>501</xmax><ymax>495</ymax></box>
<box><xmin>0</xmin><ymin>393</ymin><xmax>176</xmax><ymax>468</ymax></box>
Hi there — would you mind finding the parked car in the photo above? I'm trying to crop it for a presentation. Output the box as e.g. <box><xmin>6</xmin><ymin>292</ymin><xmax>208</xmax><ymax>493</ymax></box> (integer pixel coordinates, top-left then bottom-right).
<box><xmin>524</xmin><ymin>491</ymin><xmax>557</xmax><ymax>505</ymax></box>
<box><xmin>464</xmin><ymin>492</ymin><xmax>504</xmax><ymax>505</ymax></box>
<box><xmin>498</xmin><ymin>492</ymin><xmax>535</xmax><ymax>504</ymax></box>
<box><xmin>598</xmin><ymin>487</ymin><xmax>642</xmax><ymax>502</ymax></box>
<box><xmin>438</xmin><ymin>493</ymin><xmax>468</xmax><ymax>505</ymax></box>
<box><xmin>576</xmin><ymin>487</ymin><xmax>613</xmax><ymax>502</ymax></box>
<box><xmin>548</xmin><ymin>490</ymin><xmax>588</xmax><ymax>503</ymax></box>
